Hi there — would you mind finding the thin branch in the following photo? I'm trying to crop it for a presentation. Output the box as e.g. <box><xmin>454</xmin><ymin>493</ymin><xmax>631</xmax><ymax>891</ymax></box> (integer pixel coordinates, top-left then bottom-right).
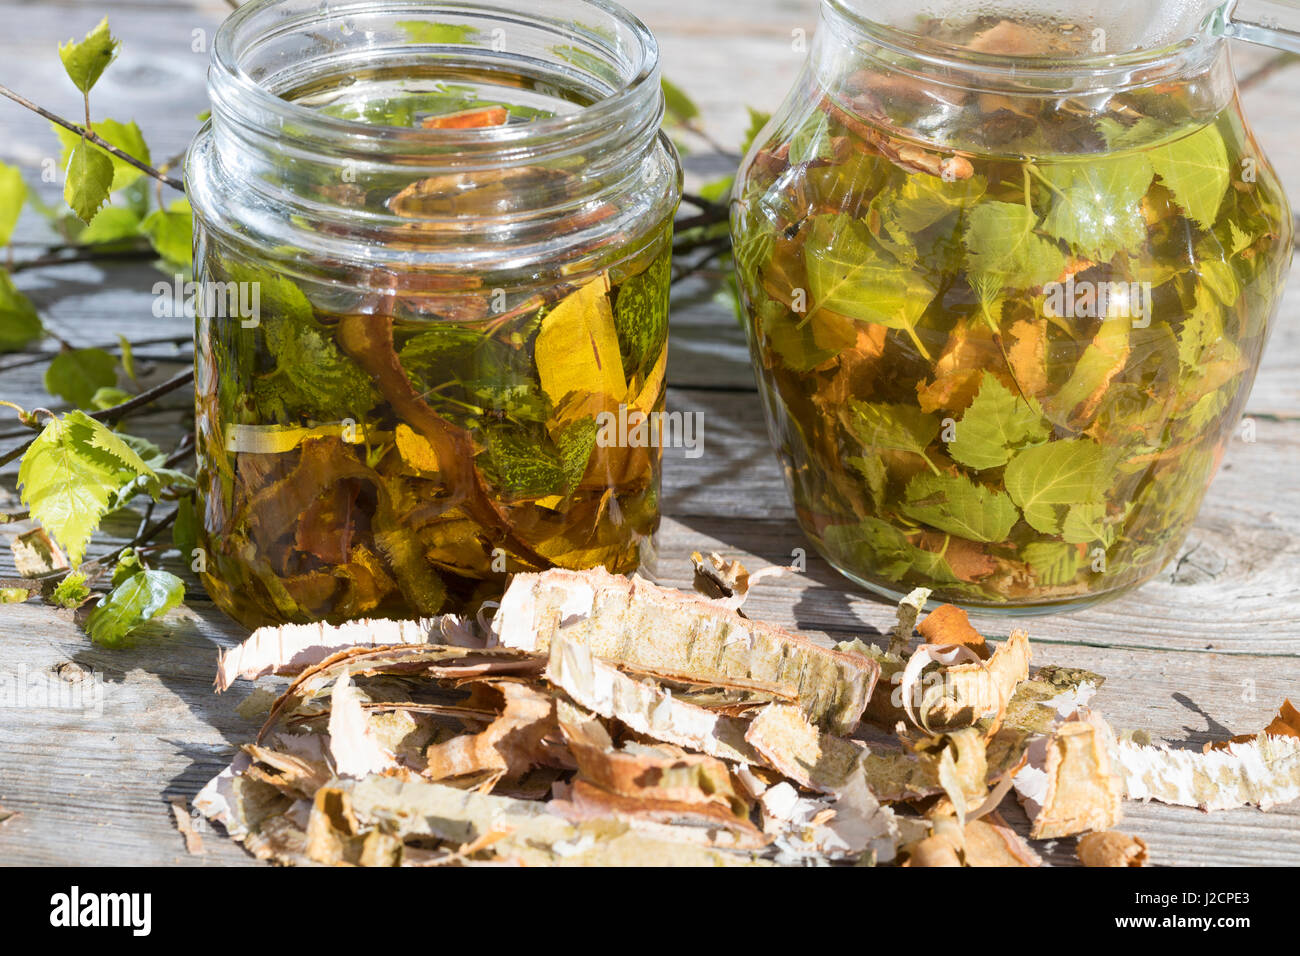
<box><xmin>671</xmin><ymin>237</ymin><xmax>731</xmax><ymax>285</ymax></box>
<box><xmin>10</xmin><ymin>245</ymin><xmax>159</xmax><ymax>274</ymax></box>
<box><xmin>0</xmin><ymin>368</ymin><xmax>194</xmax><ymax>468</ymax></box>
<box><xmin>674</xmin><ymin>227</ymin><xmax>732</xmax><ymax>258</ymax></box>
<box><xmin>683</xmin><ymin>121</ymin><xmax>739</xmax><ymax>160</ymax></box>
<box><xmin>0</xmin><ymin>335</ymin><xmax>193</xmax><ymax>376</ymax></box>
<box><xmin>675</xmin><ymin>207</ymin><xmax>730</xmax><ymax>234</ymax></box>
<box><xmin>680</xmin><ymin>192</ymin><xmax>728</xmax><ymax>213</ymax></box>
<box><xmin>163</xmin><ymin>434</ymin><xmax>195</xmax><ymax>470</ymax></box>
<box><xmin>74</xmin><ymin>509</ymin><xmax>180</xmax><ymax>580</ymax></box>
<box><xmin>92</xmin><ymin>368</ymin><xmax>194</xmax><ymax>425</ymax></box>
<box><xmin>0</xmin><ymin>82</ymin><xmax>185</xmax><ymax>192</ymax></box>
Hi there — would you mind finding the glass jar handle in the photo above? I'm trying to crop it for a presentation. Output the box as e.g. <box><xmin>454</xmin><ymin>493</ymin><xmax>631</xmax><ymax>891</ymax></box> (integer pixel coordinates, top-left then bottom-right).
<box><xmin>1218</xmin><ymin>0</ymin><xmax>1300</xmax><ymax>53</ymax></box>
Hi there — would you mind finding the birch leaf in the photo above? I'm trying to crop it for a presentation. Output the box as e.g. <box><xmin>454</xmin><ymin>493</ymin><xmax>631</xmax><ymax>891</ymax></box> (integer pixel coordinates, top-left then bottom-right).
<box><xmin>58</xmin><ymin>17</ymin><xmax>120</xmax><ymax>93</ymax></box>
<box><xmin>84</xmin><ymin>567</ymin><xmax>184</xmax><ymax>647</ymax></box>
<box><xmin>1004</xmin><ymin>439</ymin><xmax>1108</xmax><ymax>535</ymax></box>
<box><xmin>805</xmin><ymin>213</ymin><xmax>938</xmax><ymax>334</ymax></box>
<box><xmin>1148</xmin><ymin>123</ymin><xmax>1230</xmax><ymax>229</ymax></box>
<box><xmin>963</xmin><ymin>200</ymin><xmax>1068</xmax><ymax>289</ymax></box>
<box><xmin>1038</xmin><ymin>156</ymin><xmax>1153</xmax><ymax>260</ymax></box>
<box><xmin>45</xmin><ymin>347</ymin><xmax>116</xmax><ymax>407</ymax></box>
<box><xmin>1045</xmin><ymin>316</ymin><xmax>1131</xmax><ymax>427</ymax></box>
<box><xmin>17</xmin><ymin>410</ymin><xmax>156</xmax><ymax>563</ymax></box>
<box><xmin>54</xmin><ymin>118</ymin><xmax>151</xmax><ymax>193</ymax></box>
<box><xmin>0</xmin><ymin>162</ymin><xmax>26</xmax><ymax>246</ymax></box>
<box><xmin>534</xmin><ymin>275</ymin><xmax>626</xmax><ymax>405</ymax></box>
<box><xmin>947</xmin><ymin>372</ymin><xmax>1051</xmax><ymax>470</ymax></box>
<box><xmin>901</xmin><ymin>473</ymin><xmax>1020</xmax><ymax>543</ymax></box>
<box><xmin>846</xmin><ymin>400</ymin><xmax>941</xmax><ymax>459</ymax></box>
<box><xmin>0</xmin><ymin>270</ymin><xmax>43</xmax><ymax>353</ymax></box>
<box><xmin>141</xmin><ymin>198</ymin><xmax>192</xmax><ymax>268</ymax></box>
<box><xmin>64</xmin><ymin>139</ymin><xmax>114</xmax><ymax>223</ymax></box>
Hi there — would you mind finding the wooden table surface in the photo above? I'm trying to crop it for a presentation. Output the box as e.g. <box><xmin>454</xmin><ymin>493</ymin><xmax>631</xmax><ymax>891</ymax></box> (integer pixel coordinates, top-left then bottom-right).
<box><xmin>0</xmin><ymin>0</ymin><xmax>1297</xmax><ymax>867</ymax></box>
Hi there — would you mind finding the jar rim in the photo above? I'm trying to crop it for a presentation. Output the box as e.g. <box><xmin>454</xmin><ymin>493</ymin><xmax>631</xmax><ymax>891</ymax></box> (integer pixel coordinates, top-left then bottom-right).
<box><xmin>822</xmin><ymin>0</ymin><xmax>1222</xmax><ymax>87</ymax></box>
<box><xmin>211</xmin><ymin>0</ymin><xmax>662</xmax><ymax>151</ymax></box>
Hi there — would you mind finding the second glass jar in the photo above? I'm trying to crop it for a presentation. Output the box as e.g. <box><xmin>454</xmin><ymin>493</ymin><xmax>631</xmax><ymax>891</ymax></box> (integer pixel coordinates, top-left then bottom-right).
<box><xmin>731</xmin><ymin>1</ymin><xmax>1291</xmax><ymax>613</ymax></box>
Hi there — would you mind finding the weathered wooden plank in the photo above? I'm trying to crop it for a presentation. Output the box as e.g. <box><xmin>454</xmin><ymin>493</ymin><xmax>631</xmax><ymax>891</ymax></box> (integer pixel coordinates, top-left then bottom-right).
<box><xmin>2</xmin><ymin>573</ymin><xmax>1298</xmax><ymax>866</ymax></box>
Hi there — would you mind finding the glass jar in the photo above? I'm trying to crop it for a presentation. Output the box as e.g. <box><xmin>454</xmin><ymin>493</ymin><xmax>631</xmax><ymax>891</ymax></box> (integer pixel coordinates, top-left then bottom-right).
<box><xmin>187</xmin><ymin>0</ymin><xmax>680</xmax><ymax>628</ymax></box>
<box><xmin>731</xmin><ymin>1</ymin><xmax>1293</xmax><ymax>612</ymax></box>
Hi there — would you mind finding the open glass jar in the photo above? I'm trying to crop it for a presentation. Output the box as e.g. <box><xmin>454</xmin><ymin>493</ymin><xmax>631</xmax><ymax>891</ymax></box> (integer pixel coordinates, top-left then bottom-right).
<box><xmin>731</xmin><ymin>1</ymin><xmax>1293</xmax><ymax>612</ymax></box>
<box><xmin>187</xmin><ymin>0</ymin><xmax>680</xmax><ymax>628</ymax></box>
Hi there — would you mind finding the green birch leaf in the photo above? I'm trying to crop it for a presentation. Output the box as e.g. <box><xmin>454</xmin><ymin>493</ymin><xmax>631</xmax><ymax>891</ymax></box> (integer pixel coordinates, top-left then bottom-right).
<box><xmin>64</xmin><ymin>139</ymin><xmax>114</xmax><ymax>223</ymax></box>
<box><xmin>396</xmin><ymin>21</ymin><xmax>478</xmax><ymax>44</ymax></box>
<box><xmin>742</xmin><ymin>108</ymin><xmax>771</xmax><ymax>154</ymax></box>
<box><xmin>901</xmin><ymin>472</ymin><xmax>1020</xmax><ymax>543</ymax></box>
<box><xmin>1148</xmin><ymin>123</ymin><xmax>1230</xmax><ymax>229</ymax></box>
<box><xmin>0</xmin><ymin>162</ymin><xmax>27</xmax><ymax>245</ymax></box>
<box><xmin>141</xmin><ymin>198</ymin><xmax>192</xmax><ymax>269</ymax></box>
<box><xmin>17</xmin><ymin>410</ymin><xmax>157</xmax><ymax>564</ymax></box>
<box><xmin>172</xmin><ymin>494</ymin><xmax>199</xmax><ymax>560</ymax></box>
<box><xmin>1060</xmin><ymin>502</ymin><xmax>1116</xmax><ymax>547</ymax></box>
<box><xmin>1045</xmin><ymin>316</ymin><xmax>1131</xmax><ymax>426</ymax></box>
<box><xmin>613</xmin><ymin>251</ymin><xmax>669</xmax><ymax>377</ymax></box>
<box><xmin>1022</xmin><ymin>540</ymin><xmax>1082</xmax><ymax>587</ymax></box>
<box><xmin>788</xmin><ymin>111</ymin><xmax>833</xmax><ymax>165</ymax></box>
<box><xmin>51</xmin><ymin>571</ymin><xmax>90</xmax><ymax>609</ymax></box>
<box><xmin>963</xmin><ymin>200</ymin><xmax>1068</xmax><ymax>289</ymax></box>
<box><xmin>1096</xmin><ymin>116</ymin><xmax>1163</xmax><ymax>150</ymax></box>
<box><xmin>873</xmin><ymin>172</ymin><xmax>987</xmax><ymax>238</ymax></box>
<box><xmin>90</xmin><ymin>386</ymin><xmax>131</xmax><ymax>410</ymax></box>
<box><xmin>482</xmin><ymin>428</ymin><xmax>567</xmax><ymax>498</ymax></box>
<box><xmin>822</xmin><ymin>517</ymin><xmax>961</xmax><ymax>585</ymax></box>
<box><xmin>54</xmin><ymin>119</ymin><xmax>151</xmax><ymax>193</ymax></box>
<box><xmin>78</xmin><ymin>206</ymin><xmax>142</xmax><ymax>244</ymax></box>
<box><xmin>556</xmin><ymin>417</ymin><xmax>598</xmax><ymax>491</ymax></box>
<box><xmin>1038</xmin><ymin>155</ymin><xmax>1152</xmax><ymax>260</ymax></box>
<box><xmin>84</xmin><ymin>568</ymin><xmax>184</xmax><ymax>647</ymax></box>
<box><xmin>733</xmin><ymin>228</ymin><xmax>773</xmax><ymax>281</ymax></box>
<box><xmin>823</xmin><ymin>517</ymin><xmax>914</xmax><ymax>580</ymax></box>
<box><xmin>1180</xmin><ymin>388</ymin><xmax>1232</xmax><ymax>431</ymax></box>
<box><xmin>58</xmin><ymin>17</ymin><xmax>120</xmax><ymax>94</ymax></box>
<box><xmin>660</xmin><ymin>77</ymin><xmax>700</xmax><ymax>126</ymax></box>
<box><xmin>755</xmin><ymin>294</ymin><xmax>833</xmax><ymax>372</ymax></box>
<box><xmin>255</xmin><ymin>298</ymin><xmax>377</xmax><ymax>422</ymax></box>
<box><xmin>118</xmin><ymin>334</ymin><xmax>136</xmax><ymax>381</ymax></box>
<box><xmin>947</xmin><ymin>372</ymin><xmax>1051</xmax><ymax>470</ymax></box>
<box><xmin>0</xmin><ymin>270</ymin><xmax>43</xmax><ymax>352</ymax></box>
<box><xmin>805</xmin><ymin>213</ymin><xmax>937</xmax><ymax>335</ymax></box>
<box><xmin>1177</xmin><ymin>286</ymin><xmax>1225</xmax><ymax>369</ymax></box>
<box><xmin>45</xmin><ymin>347</ymin><xmax>117</xmax><ymax>407</ymax></box>
<box><xmin>847</xmin><ymin>401</ymin><xmax>941</xmax><ymax>461</ymax></box>
<box><xmin>1004</xmin><ymin>439</ymin><xmax>1108</xmax><ymax>535</ymax></box>
<box><xmin>110</xmin><ymin>548</ymin><xmax>144</xmax><ymax>588</ymax></box>
<box><xmin>848</xmin><ymin>454</ymin><xmax>888</xmax><ymax>511</ymax></box>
